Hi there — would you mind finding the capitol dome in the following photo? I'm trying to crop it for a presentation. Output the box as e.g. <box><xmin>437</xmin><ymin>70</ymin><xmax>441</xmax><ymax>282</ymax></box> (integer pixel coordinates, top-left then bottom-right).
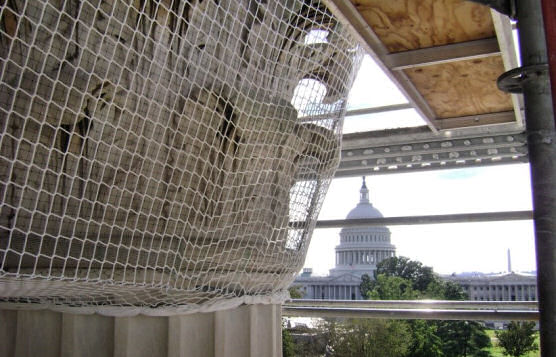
<box><xmin>330</xmin><ymin>177</ymin><xmax>396</xmax><ymax>278</ymax></box>
<box><xmin>345</xmin><ymin>178</ymin><xmax>383</xmax><ymax>219</ymax></box>
<box><xmin>294</xmin><ymin>177</ymin><xmax>397</xmax><ymax>300</ymax></box>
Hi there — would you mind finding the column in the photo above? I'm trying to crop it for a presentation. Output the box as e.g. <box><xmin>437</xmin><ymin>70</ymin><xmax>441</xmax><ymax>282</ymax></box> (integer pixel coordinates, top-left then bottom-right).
<box><xmin>516</xmin><ymin>1</ymin><xmax>556</xmax><ymax>351</ymax></box>
<box><xmin>1</xmin><ymin>304</ymin><xmax>283</xmax><ymax>357</ymax></box>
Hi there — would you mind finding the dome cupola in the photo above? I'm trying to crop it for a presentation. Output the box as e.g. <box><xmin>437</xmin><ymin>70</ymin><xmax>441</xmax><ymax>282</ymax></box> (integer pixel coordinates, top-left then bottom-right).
<box><xmin>345</xmin><ymin>177</ymin><xmax>383</xmax><ymax>220</ymax></box>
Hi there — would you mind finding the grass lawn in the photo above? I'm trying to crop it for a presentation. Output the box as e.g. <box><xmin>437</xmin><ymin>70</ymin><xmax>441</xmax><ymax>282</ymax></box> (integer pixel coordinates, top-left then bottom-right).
<box><xmin>485</xmin><ymin>330</ymin><xmax>540</xmax><ymax>357</ymax></box>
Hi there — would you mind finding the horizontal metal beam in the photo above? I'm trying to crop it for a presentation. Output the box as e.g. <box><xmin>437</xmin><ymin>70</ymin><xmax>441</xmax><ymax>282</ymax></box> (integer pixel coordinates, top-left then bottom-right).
<box><xmin>341</xmin><ymin>128</ymin><xmax>526</xmax><ymax>160</ymax></box>
<box><xmin>337</xmin><ymin>127</ymin><xmax>528</xmax><ymax>176</ymax></box>
<box><xmin>341</xmin><ymin>134</ymin><xmax>526</xmax><ymax>163</ymax></box>
<box><xmin>434</xmin><ymin>111</ymin><xmax>517</xmax><ymax>130</ymax></box>
<box><xmin>335</xmin><ymin>155</ymin><xmax>528</xmax><ymax>177</ymax></box>
<box><xmin>299</xmin><ymin>103</ymin><xmax>413</xmax><ymax>122</ymax></box>
<box><xmin>385</xmin><ymin>37</ymin><xmax>501</xmax><ymax>70</ymax></box>
<box><xmin>341</xmin><ymin>124</ymin><xmax>525</xmax><ymax>149</ymax></box>
<box><xmin>283</xmin><ymin>306</ymin><xmax>539</xmax><ymax>321</ymax></box>
<box><xmin>344</xmin><ymin>103</ymin><xmax>413</xmax><ymax>117</ymax></box>
<box><xmin>292</xmin><ymin>211</ymin><xmax>533</xmax><ymax>229</ymax></box>
<box><xmin>285</xmin><ymin>299</ymin><xmax>538</xmax><ymax>310</ymax></box>
<box><xmin>336</xmin><ymin>148</ymin><xmax>527</xmax><ymax>176</ymax></box>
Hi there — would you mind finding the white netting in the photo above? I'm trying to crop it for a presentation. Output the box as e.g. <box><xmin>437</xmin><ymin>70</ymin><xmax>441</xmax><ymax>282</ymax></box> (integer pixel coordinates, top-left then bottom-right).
<box><xmin>0</xmin><ymin>0</ymin><xmax>361</xmax><ymax>314</ymax></box>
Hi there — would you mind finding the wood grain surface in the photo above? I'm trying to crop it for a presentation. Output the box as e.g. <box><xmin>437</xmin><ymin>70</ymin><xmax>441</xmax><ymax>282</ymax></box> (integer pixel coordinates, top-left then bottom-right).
<box><xmin>351</xmin><ymin>0</ymin><xmax>495</xmax><ymax>52</ymax></box>
<box><xmin>404</xmin><ymin>56</ymin><xmax>513</xmax><ymax>118</ymax></box>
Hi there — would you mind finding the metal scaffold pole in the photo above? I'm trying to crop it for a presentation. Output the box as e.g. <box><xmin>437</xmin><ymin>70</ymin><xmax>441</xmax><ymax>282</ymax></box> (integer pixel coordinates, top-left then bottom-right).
<box><xmin>514</xmin><ymin>0</ymin><xmax>556</xmax><ymax>355</ymax></box>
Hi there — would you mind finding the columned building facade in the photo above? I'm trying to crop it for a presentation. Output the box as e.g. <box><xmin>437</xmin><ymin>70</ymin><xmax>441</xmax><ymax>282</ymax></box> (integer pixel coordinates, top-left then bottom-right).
<box><xmin>294</xmin><ymin>178</ymin><xmax>395</xmax><ymax>300</ymax></box>
<box><xmin>444</xmin><ymin>272</ymin><xmax>538</xmax><ymax>301</ymax></box>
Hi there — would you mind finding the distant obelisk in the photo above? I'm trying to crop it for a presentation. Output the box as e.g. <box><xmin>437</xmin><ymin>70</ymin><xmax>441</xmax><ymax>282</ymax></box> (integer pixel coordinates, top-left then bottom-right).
<box><xmin>507</xmin><ymin>248</ymin><xmax>512</xmax><ymax>273</ymax></box>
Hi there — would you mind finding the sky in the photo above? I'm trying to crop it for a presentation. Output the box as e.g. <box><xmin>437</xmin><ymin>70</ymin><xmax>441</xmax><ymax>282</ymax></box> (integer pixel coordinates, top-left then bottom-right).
<box><xmin>303</xmin><ymin>164</ymin><xmax>536</xmax><ymax>276</ymax></box>
<box><xmin>300</xmin><ymin>55</ymin><xmax>537</xmax><ymax>277</ymax></box>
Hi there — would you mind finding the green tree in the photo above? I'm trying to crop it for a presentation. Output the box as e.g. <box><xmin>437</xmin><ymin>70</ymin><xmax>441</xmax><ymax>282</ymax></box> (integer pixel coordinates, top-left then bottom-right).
<box><xmin>360</xmin><ymin>273</ymin><xmax>374</xmax><ymax>298</ymax></box>
<box><xmin>495</xmin><ymin>321</ymin><xmax>538</xmax><ymax>357</ymax></box>
<box><xmin>362</xmin><ymin>257</ymin><xmax>490</xmax><ymax>357</ymax></box>
<box><xmin>282</xmin><ymin>327</ymin><xmax>295</xmax><ymax>357</ymax></box>
<box><xmin>288</xmin><ymin>285</ymin><xmax>304</xmax><ymax>299</ymax></box>
<box><xmin>443</xmin><ymin>280</ymin><xmax>469</xmax><ymax>300</ymax></box>
<box><xmin>368</xmin><ymin>274</ymin><xmax>420</xmax><ymax>300</ymax></box>
<box><xmin>370</xmin><ymin>256</ymin><xmax>468</xmax><ymax>301</ymax></box>
<box><xmin>436</xmin><ymin>320</ymin><xmax>491</xmax><ymax>357</ymax></box>
<box><xmin>409</xmin><ymin>320</ymin><xmax>444</xmax><ymax>357</ymax></box>
<box><xmin>326</xmin><ymin>319</ymin><xmax>411</xmax><ymax>357</ymax></box>
<box><xmin>282</xmin><ymin>319</ymin><xmax>295</xmax><ymax>357</ymax></box>
<box><xmin>375</xmin><ymin>256</ymin><xmax>436</xmax><ymax>292</ymax></box>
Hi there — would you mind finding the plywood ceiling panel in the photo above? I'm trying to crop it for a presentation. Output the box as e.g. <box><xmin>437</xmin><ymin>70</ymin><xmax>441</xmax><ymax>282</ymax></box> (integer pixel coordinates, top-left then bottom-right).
<box><xmin>351</xmin><ymin>0</ymin><xmax>495</xmax><ymax>52</ymax></box>
<box><xmin>403</xmin><ymin>56</ymin><xmax>513</xmax><ymax>118</ymax></box>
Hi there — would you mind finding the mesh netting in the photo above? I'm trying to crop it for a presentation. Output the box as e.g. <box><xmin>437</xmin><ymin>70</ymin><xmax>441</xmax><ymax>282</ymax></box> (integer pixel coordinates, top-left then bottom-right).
<box><xmin>0</xmin><ymin>0</ymin><xmax>362</xmax><ymax>315</ymax></box>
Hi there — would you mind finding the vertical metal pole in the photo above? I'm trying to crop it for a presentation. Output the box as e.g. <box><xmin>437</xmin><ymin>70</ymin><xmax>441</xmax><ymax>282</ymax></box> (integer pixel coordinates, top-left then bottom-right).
<box><xmin>516</xmin><ymin>1</ymin><xmax>556</xmax><ymax>355</ymax></box>
<box><xmin>542</xmin><ymin>0</ymin><xmax>556</xmax><ymax>124</ymax></box>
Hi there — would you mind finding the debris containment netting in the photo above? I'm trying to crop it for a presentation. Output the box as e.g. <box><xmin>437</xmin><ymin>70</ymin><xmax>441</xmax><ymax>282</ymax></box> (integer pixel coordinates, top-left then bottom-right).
<box><xmin>0</xmin><ymin>0</ymin><xmax>362</xmax><ymax>315</ymax></box>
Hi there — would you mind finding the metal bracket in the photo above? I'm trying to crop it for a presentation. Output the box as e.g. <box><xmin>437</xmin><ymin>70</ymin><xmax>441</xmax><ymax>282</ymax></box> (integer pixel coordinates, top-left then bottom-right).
<box><xmin>497</xmin><ymin>64</ymin><xmax>549</xmax><ymax>93</ymax></box>
<box><xmin>467</xmin><ymin>0</ymin><xmax>516</xmax><ymax>19</ymax></box>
